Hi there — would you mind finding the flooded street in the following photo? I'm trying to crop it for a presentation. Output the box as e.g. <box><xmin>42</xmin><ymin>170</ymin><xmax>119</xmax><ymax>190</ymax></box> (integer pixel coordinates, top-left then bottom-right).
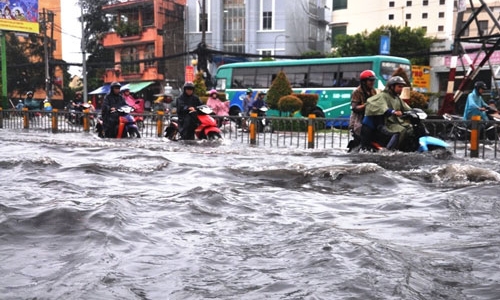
<box><xmin>1</xmin><ymin>129</ymin><xmax>500</xmax><ymax>299</ymax></box>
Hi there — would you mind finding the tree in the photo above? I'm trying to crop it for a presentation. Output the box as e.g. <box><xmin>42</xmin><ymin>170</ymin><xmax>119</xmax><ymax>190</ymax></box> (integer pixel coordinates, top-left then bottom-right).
<box><xmin>80</xmin><ymin>0</ymin><xmax>114</xmax><ymax>91</ymax></box>
<box><xmin>266</xmin><ymin>71</ymin><xmax>293</xmax><ymax>110</ymax></box>
<box><xmin>333</xmin><ymin>26</ymin><xmax>435</xmax><ymax>65</ymax></box>
<box><xmin>193</xmin><ymin>71</ymin><xmax>207</xmax><ymax>98</ymax></box>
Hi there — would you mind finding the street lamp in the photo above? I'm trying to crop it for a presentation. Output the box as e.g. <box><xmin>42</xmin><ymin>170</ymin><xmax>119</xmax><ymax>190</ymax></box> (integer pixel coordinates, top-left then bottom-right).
<box><xmin>274</xmin><ymin>34</ymin><xmax>290</xmax><ymax>55</ymax></box>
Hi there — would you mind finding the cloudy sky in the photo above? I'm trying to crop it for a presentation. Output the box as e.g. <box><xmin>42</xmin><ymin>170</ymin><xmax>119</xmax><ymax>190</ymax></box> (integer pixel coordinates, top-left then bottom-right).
<box><xmin>61</xmin><ymin>0</ymin><xmax>83</xmax><ymax>76</ymax></box>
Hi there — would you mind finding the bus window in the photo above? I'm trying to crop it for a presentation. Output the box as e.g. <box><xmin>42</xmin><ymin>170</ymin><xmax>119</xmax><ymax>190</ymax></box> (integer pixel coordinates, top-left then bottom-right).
<box><xmin>282</xmin><ymin>66</ymin><xmax>309</xmax><ymax>88</ymax></box>
<box><xmin>216</xmin><ymin>78</ymin><xmax>226</xmax><ymax>91</ymax></box>
<box><xmin>380</xmin><ymin>61</ymin><xmax>411</xmax><ymax>81</ymax></box>
<box><xmin>232</xmin><ymin>68</ymin><xmax>256</xmax><ymax>88</ymax></box>
<box><xmin>338</xmin><ymin>62</ymin><xmax>372</xmax><ymax>87</ymax></box>
<box><xmin>256</xmin><ymin>66</ymin><xmax>281</xmax><ymax>87</ymax></box>
<box><xmin>309</xmin><ymin>64</ymin><xmax>336</xmax><ymax>87</ymax></box>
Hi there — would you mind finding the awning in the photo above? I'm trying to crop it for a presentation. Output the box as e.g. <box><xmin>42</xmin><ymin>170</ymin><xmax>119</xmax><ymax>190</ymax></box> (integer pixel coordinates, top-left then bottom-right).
<box><xmin>89</xmin><ymin>84</ymin><xmax>110</xmax><ymax>95</ymax></box>
<box><xmin>120</xmin><ymin>81</ymin><xmax>154</xmax><ymax>93</ymax></box>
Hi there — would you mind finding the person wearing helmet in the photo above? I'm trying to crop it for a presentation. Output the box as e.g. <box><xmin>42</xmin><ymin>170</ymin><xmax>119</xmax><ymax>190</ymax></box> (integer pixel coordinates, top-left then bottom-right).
<box><xmin>206</xmin><ymin>89</ymin><xmax>229</xmax><ymax>127</ymax></box>
<box><xmin>250</xmin><ymin>91</ymin><xmax>266</xmax><ymax>113</ymax></box>
<box><xmin>102</xmin><ymin>81</ymin><xmax>127</xmax><ymax>137</ymax></box>
<box><xmin>347</xmin><ymin>70</ymin><xmax>378</xmax><ymax>151</ymax></box>
<box><xmin>240</xmin><ymin>88</ymin><xmax>254</xmax><ymax>131</ymax></box>
<box><xmin>24</xmin><ymin>91</ymin><xmax>40</xmax><ymax>111</ymax></box>
<box><xmin>361</xmin><ymin>75</ymin><xmax>412</xmax><ymax>150</ymax></box>
<box><xmin>463</xmin><ymin>81</ymin><xmax>490</xmax><ymax>121</ymax></box>
<box><xmin>176</xmin><ymin>82</ymin><xmax>202</xmax><ymax>140</ymax></box>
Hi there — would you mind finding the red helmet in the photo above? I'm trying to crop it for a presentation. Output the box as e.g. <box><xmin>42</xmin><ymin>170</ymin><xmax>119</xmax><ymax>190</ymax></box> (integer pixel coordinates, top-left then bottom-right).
<box><xmin>360</xmin><ymin>70</ymin><xmax>376</xmax><ymax>81</ymax></box>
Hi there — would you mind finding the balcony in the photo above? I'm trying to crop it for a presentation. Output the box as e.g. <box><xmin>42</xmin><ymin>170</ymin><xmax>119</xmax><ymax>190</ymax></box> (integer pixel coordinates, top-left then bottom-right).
<box><xmin>103</xmin><ymin>27</ymin><xmax>160</xmax><ymax>47</ymax></box>
<box><xmin>318</xmin><ymin>7</ymin><xmax>332</xmax><ymax>24</ymax></box>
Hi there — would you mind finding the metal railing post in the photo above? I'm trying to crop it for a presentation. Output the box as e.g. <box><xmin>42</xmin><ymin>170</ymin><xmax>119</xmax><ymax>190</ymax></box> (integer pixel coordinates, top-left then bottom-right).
<box><xmin>249</xmin><ymin>112</ymin><xmax>257</xmax><ymax>145</ymax></box>
<box><xmin>470</xmin><ymin>115</ymin><xmax>480</xmax><ymax>158</ymax></box>
<box><xmin>51</xmin><ymin>109</ymin><xmax>58</xmax><ymax>133</ymax></box>
<box><xmin>156</xmin><ymin>110</ymin><xmax>164</xmax><ymax>137</ymax></box>
<box><xmin>307</xmin><ymin>114</ymin><xmax>316</xmax><ymax>149</ymax></box>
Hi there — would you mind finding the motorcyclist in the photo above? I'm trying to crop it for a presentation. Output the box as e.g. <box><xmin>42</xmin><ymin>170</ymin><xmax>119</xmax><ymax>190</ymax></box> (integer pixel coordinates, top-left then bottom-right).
<box><xmin>348</xmin><ymin>70</ymin><xmax>378</xmax><ymax>151</ymax></box>
<box><xmin>463</xmin><ymin>81</ymin><xmax>490</xmax><ymax>121</ymax></box>
<box><xmin>361</xmin><ymin>76</ymin><xmax>412</xmax><ymax>150</ymax></box>
<box><xmin>24</xmin><ymin>91</ymin><xmax>39</xmax><ymax>111</ymax></box>
<box><xmin>176</xmin><ymin>82</ymin><xmax>202</xmax><ymax>140</ymax></box>
<box><xmin>249</xmin><ymin>91</ymin><xmax>266</xmax><ymax>113</ymax></box>
<box><xmin>102</xmin><ymin>81</ymin><xmax>127</xmax><ymax>138</ymax></box>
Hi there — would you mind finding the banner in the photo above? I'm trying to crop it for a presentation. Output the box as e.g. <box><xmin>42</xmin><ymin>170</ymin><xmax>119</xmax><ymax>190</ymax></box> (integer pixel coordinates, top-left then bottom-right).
<box><xmin>185</xmin><ymin>66</ymin><xmax>194</xmax><ymax>82</ymax></box>
<box><xmin>412</xmin><ymin>65</ymin><xmax>431</xmax><ymax>92</ymax></box>
<box><xmin>0</xmin><ymin>0</ymin><xmax>39</xmax><ymax>34</ymax></box>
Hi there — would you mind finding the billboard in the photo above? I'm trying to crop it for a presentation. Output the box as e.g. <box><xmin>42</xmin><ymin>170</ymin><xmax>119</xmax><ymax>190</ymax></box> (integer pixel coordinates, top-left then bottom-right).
<box><xmin>412</xmin><ymin>65</ymin><xmax>431</xmax><ymax>93</ymax></box>
<box><xmin>0</xmin><ymin>0</ymin><xmax>39</xmax><ymax>34</ymax></box>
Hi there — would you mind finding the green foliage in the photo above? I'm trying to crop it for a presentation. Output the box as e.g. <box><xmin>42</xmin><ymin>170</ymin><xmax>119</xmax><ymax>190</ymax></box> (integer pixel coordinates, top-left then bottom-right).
<box><xmin>193</xmin><ymin>71</ymin><xmax>207</xmax><ymax>97</ymax></box>
<box><xmin>332</xmin><ymin>25</ymin><xmax>435</xmax><ymax>65</ymax></box>
<box><xmin>300</xmin><ymin>50</ymin><xmax>323</xmax><ymax>58</ymax></box>
<box><xmin>278</xmin><ymin>95</ymin><xmax>303</xmax><ymax>116</ymax></box>
<box><xmin>266</xmin><ymin>71</ymin><xmax>293</xmax><ymax>110</ymax></box>
<box><xmin>293</xmin><ymin>93</ymin><xmax>319</xmax><ymax>116</ymax></box>
<box><xmin>114</xmin><ymin>21</ymin><xmax>141</xmax><ymax>37</ymax></box>
<box><xmin>408</xmin><ymin>90</ymin><xmax>429</xmax><ymax>109</ymax></box>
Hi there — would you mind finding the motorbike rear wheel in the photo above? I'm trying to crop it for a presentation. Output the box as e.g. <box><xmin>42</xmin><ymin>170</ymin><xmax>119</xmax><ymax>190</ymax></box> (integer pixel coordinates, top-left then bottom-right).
<box><xmin>207</xmin><ymin>132</ymin><xmax>222</xmax><ymax>140</ymax></box>
<box><xmin>128</xmin><ymin>127</ymin><xmax>141</xmax><ymax>138</ymax></box>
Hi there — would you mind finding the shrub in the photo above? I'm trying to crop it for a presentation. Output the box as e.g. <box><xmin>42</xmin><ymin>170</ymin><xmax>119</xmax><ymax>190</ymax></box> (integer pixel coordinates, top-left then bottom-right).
<box><xmin>278</xmin><ymin>95</ymin><xmax>303</xmax><ymax>116</ymax></box>
<box><xmin>293</xmin><ymin>93</ymin><xmax>319</xmax><ymax>116</ymax></box>
<box><xmin>266</xmin><ymin>71</ymin><xmax>293</xmax><ymax>110</ymax></box>
<box><xmin>408</xmin><ymin>90</ymin><xmax>429</xmax><ymax>109</ymax></box>
<box><xmin>193</xmin><ymin>71</ymin><xmax>207</xmax><ymax>97</ymax></box>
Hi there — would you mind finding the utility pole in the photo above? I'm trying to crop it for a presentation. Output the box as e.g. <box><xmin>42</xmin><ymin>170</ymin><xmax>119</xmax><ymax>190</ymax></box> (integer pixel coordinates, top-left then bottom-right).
<box><xmin>196</xmin><ymin>0</ymin><xmax>211</xmax><ymax>87</ymax></box>
<box><xmin>80</xmin><ymin>5</ymin><xmax>87</xmax><ymax>102</ymax></box>
<box><xmin>0</xmin><ymin>31</ymin><xmax>7</xmax><ymax>108</ymax></box>
<box><xmin>41</xmin><ymin>9</ymin><xmax>51</xmax><ymax>100</ymax></box>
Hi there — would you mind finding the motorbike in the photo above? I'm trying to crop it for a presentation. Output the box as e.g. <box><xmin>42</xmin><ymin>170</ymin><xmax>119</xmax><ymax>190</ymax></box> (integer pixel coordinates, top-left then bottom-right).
<box><xmin>360</xmin><ymin>108</ymin><xmax>449</xmax><ymax>152</ymax></box>
<box><xmin>442</xmin><ymin>107</ymin><xmax>499</xmax><ymax>141</ymax></box>
<box><xmin>164</xmin><ymin>105</ymin><xmax>222</xmax><ymax>141</ymax></box>
<box><xmin>95</xmin><ymin>105</ymin><xmax>141</xmax><ymax>138</ymax></box>
<box><xmin>248</xmin><ymin>106</ymin><xmax>273</xmax><ymax>133</ymax></box>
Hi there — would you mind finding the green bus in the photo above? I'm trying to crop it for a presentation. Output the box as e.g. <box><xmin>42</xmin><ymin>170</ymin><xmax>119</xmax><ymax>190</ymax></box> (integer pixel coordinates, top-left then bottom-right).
<box><xmin>215</xmin><ymin>55</ymin><xmax>411</xmax><ymax>120</ymax></box>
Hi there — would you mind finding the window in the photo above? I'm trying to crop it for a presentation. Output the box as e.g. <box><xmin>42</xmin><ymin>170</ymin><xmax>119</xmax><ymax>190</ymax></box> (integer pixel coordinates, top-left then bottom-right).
<box><xmin>223</xmin><ymin>0</ymin><xmax>245</xmax><ymax>53</ymax></box>
<box><xmin>422</xmin><ymin>26</ymin><xmax>427</xmax><ymax>33</ymax></box>
<box><xmin>263</xmin><ymin>11</ymin><xmax>272</xmax><ymax>30</ymax></box>
<box><xmin>389</xmin><ymin>1</ymin><xmax>395</xmax><ymax>7</ymax></box>
<box><xmin>332</xmin><ymin>0</ymin><xmax>347</xmax><ymax>10</ymax></box>
<box><xmin>439</xmin><ymin>0</ymin><xmax>445</xmax><ymax>4</ymax></box>
<box><xmin>438</xmin><ymin>25</ymin><xmax>444</xmax><ymax>31</ymax></box>
<box><xmin>422</xmin><ymin>13</ymin><xmax>428</xmax><ymax>19</ymax></box>
<box><xmin>282</xmin><ymin>66</ymin><xmax>309</xmax><ymax>88</ymax></box>
<box><xmin>406</xmin><ymin>1</ymin><xmax>412</xmax><ymax>6</ymax></box>
<box><xmin>331</xmin><ymin>25</ymin><xmax>346</xmax><ymax>46</ymax></box>
<box><xmin>199</xmin><ymin>13</ymin><xmax>208</xmax><ymax>32</ymax></box>
<box><xmin>478</xmin><ymin>20</ymin><xmax>488</xmax><ymax>35</ymax></box>
<box><xmin>144</xmin><ymin>44</ymin><xmax>155</xmax><ymax>68</ymax></box>
<box><xmin>438</xmin><ymin>12</ymin><xmax>444</xmax><ymax>18</ymax></box>
<box><xmin>388</xmin><ymin>14</ymin><xmax>394</xmax><ymax>20</ymax></box>
<box><xmin>121</xmin><ymin>47</ymin><xmax>139</xmax><ymax>74</ymax></box>
<box><xmin>406</xmin><ymin>13</ymin><xmax>411</xmax><ymax>20</ymax></box>
<box><xmin>423</xmin><ymin>0</ymin><xmax>428</xmax><ymax>5</ymax></box>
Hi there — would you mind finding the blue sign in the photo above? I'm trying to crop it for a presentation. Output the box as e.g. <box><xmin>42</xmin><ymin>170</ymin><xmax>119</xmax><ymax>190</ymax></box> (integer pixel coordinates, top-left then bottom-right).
<box><xmin>380</xmin><ymin>35</ymin><xmax>391</xmax><ymax>55</ymax></box>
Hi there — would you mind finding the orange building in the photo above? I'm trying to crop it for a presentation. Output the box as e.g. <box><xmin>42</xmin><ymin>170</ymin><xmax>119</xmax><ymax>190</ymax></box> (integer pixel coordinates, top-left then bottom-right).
<box><xmin>101</xmin><ymin>0</ymin><xmax>186</xmax><ymax>96</ymax></box>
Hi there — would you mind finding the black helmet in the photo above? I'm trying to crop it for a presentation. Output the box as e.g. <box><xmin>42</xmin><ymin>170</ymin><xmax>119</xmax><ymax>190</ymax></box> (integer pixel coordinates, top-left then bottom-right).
<box><xmin>386</xmin><ymin>76</ymin><xmax>407</xmax><ymax>87</ymax></box>
<box><xmin>183</xmin><ymin>82</ymin><xmax>195</xmax><ymax>90</ymax></box>
<box><xmin>110</xmin><ymin>81</ymin><xmax>121</xmax><ymax>89</ymax></box>
<box><xmin>474</xmin><ymin>81</ymin><xmax>487</xmax><ymax>90</ymax></box>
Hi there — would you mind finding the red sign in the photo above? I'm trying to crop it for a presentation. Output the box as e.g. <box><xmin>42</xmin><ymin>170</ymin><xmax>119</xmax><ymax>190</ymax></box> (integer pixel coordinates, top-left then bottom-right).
<box><xmin>185</xmin><ymin>66</ymin><xmax>194</xmax><ymax>82</ymax></box>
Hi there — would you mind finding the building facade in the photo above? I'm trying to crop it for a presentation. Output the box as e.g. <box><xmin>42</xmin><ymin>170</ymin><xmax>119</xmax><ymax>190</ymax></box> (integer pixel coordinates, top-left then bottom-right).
<box><xmin>101</xmin><ymin>0</ymin><xmax>186</xmax><ymax>95</ymax></box>
<box><xmin>331</xmin><ymin>0</ymin><xmax>500</xmax><ymax>101</ymax></box>
<box><xmin>186</xmin><ymin>0</ymin><xmax>331</xmax><ymax>84</ymax></box>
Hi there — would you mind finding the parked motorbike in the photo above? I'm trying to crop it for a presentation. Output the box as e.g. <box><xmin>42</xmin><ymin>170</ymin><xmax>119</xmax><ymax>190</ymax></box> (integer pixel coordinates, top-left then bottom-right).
<box><xmin>164</xmin><ymin>105</ymin><xmax>222</xmax><ymax>141</ymax></box>
<box><xmin>248</xmin><ymin>106</ymin><xmax>273</xmax><ymax>133</ymax></box>
<box><xmin>442</xmin><ymin>107</ymin><xmax>499</xmax><ymax>141</ymax></box>
<box><xmin>360</xmin><ymin>108</ymin><xmax>449</xmax><ymax>152</ymax></box>
<box><xmin>95</xmin><ymin>105</ymin><xmax>141</xmax><ymax>138</ymax></box>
